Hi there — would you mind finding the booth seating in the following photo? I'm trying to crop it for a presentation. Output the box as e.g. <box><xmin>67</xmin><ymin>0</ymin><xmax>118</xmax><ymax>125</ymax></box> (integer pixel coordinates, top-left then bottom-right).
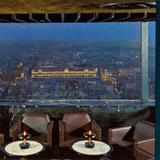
<box><xmin>10</xmin><ymin>112</ymin><xmax>54</xmax><ymax>148</ymax></box>
<box><xmin>59</xmin><ymin>112</ymin><xmax>102</xmax><ymax>147</ymax></box>
<box><xmin>108</xmin><ymin>120</ymin><xmax>155</xmax><ymax>158</ymax></box>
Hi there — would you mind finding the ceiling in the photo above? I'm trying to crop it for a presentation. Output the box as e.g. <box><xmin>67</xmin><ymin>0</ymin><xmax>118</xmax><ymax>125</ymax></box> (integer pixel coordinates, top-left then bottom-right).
<box><xmin>0</xmin><ymin>0</ymin><xmax>156</xmax><ymax>22</ymax></box>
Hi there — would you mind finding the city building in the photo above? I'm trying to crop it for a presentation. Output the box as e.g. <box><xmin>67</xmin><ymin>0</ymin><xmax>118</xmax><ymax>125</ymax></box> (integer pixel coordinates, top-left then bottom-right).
<box><xmin>31</xmin><ymin>68</ymin><xmax>97</xmax><ymax>78</ymax></box>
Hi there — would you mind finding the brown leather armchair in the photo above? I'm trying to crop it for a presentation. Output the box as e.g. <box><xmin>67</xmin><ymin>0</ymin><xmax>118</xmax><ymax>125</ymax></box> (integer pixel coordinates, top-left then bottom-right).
<box><xmin>59</xmin><ymin>112</ymin><xmax>101</xmax><ymax>147</ymax></box>
<box><xmin>108</xmin><ymin>120</ymin><xmax>155</xmax><ymax>156</ymax></box>
<box><xmin>10</xmin><ymin>112</ymin><xmax>54</xmax><ymax>148</ymax></box>
<box><xmin>0</xmin><ymin>108</ymin><xmax>11</xmax><ymax>147</ymax></box>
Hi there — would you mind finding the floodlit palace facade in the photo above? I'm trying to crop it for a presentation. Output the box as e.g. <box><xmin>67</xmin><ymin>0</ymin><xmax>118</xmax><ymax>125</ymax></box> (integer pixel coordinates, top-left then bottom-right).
<box><xmin>31</xmin><ymin>68</ymin><xmax>97</xmax><ymax>78</ymax></box>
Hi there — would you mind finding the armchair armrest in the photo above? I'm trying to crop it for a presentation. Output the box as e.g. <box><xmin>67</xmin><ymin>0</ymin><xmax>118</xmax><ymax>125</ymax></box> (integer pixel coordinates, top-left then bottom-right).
<box><xmin>59</xmin><ymin>120</ymin><xmax>65</xmax><ymax>146</ymax></box>
<box><xmin>133</xmin><ymin>138</ymin><xmax>155</xmax><ymax>157</ymax></box>
<box><xmin>47</xmin><ymin>120</ymin><xmax>54</xmax><ymax>148</ymax></box>
<box><xmin>91</xmin><ymin>120</ymin><xmax>102</xmax><ymax>140</ymax></box>
<box><xmin>10</xmin><ymin>120</ymin><xmax>21</xmax><ymax>141</ymax></box>
<box><xmin>108</xmin><ymin>126</ymin><xmax>131</xmax><ymax>145</ymax></box>
<box><xmin>134</xmin><ymin>138</ymin><xmax>155</xmax><ymax>145</ymax></box>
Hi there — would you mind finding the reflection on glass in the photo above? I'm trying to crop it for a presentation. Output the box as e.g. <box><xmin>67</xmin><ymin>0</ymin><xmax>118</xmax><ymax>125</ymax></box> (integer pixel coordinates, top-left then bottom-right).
<box><xmin>149</xmin><ymin>22</ymin><xmax>155</xmax><ymax>99</ymax></box>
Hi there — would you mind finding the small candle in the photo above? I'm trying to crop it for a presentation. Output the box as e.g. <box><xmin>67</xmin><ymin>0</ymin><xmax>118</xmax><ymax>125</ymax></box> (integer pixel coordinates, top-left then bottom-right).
<box><xmin>88</xmin><ymin>130</ymin><xmax>92</xmax><ymax>144</ymax></box>
<box><xmin>23</xmin><ymin>131</ymin><xmax>27</xmax><ymax>144</ymax></box>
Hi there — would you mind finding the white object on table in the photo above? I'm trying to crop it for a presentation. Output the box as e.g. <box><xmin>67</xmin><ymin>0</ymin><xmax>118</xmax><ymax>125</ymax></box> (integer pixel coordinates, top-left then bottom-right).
<box><xmin>72</xmin><ymin>140</ymin><xmax>111</xmax><ymax>156</ymax></box>
<box><xmin>4</xmin><ymin>140</ymin><xmax>44</xmax><ymax>156</ymax></box>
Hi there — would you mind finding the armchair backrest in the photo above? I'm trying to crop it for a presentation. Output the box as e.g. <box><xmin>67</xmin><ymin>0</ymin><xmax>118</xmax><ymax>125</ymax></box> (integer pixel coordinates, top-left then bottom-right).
<box><xmin>62</xmin><ymin>112</ymin><xmax>91</xmax><ymax>133</ymax></box>
<box><xmin>22</xmin><ymin>112</ymin><xmax>50</xmax><ymax>134</ymax></box>
<box><xmin>133</xmin><ymin>120</ymin><xmax>155</xmax><ymax>141</ymax></box>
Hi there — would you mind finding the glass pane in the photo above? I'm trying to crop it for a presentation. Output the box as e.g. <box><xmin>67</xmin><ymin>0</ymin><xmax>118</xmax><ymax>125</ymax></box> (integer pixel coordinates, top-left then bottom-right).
<box><xmin>149</xmin><ymin>22</ymin><xmax>155</xmax><ymax>99</ymax></box>
<box><xmin>0</xmin><ymin>23</ymin><xmax>140</xmax><ymax>102</ymax></box>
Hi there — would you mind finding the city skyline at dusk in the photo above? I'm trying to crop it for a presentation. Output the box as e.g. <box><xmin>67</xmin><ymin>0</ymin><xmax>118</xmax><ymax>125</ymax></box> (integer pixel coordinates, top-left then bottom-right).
<box><xmin>0</xmin><ymin>22</ymin><xmax>155</xmax><ymax>102</ymax></box>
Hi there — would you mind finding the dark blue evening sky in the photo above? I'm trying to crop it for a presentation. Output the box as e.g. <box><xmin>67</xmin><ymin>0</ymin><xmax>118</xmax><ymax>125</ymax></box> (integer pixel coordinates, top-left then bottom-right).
<box><xmin>0</xmin><ymin>22</ymin><xmax>155</xmax><ymax>41</ymax></box>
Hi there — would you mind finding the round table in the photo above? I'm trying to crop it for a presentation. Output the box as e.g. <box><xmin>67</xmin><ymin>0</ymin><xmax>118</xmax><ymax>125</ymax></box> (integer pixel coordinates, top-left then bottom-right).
<box><xmin>71</xmin><ymin>140</ymin><xmax>112</xmax><ymax>156</ymax></box>
<box><xmin>3</xmin><ymin>140</ymin><xmax>45</xmax><ymax>157</ymax></box>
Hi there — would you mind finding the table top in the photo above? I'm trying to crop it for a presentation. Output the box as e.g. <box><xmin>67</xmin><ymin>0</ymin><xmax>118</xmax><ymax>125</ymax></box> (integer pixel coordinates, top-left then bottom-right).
<box><xmin>3</xmin><ymin>140</ymin><xmax>45</xmax><ymax>157</ymax></box>
<box><xmin>71</xmin><ymin>140</ymin><xmax>112</xmax><ymax>156</ymax></box>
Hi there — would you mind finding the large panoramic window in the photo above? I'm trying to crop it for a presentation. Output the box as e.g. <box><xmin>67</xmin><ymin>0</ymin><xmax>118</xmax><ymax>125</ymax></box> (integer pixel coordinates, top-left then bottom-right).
<box><xmin>0</xmin><ymin>22</ymin><xmax>154</xmax><ymax>104</ymax></box>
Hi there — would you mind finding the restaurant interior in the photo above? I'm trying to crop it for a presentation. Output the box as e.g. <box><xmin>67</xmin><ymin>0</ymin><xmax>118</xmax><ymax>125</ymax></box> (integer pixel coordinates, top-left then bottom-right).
<box><xmin>0</xmin><ymin>0</ymin><xmax>156</xmax><ymax>160</ymax></box>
